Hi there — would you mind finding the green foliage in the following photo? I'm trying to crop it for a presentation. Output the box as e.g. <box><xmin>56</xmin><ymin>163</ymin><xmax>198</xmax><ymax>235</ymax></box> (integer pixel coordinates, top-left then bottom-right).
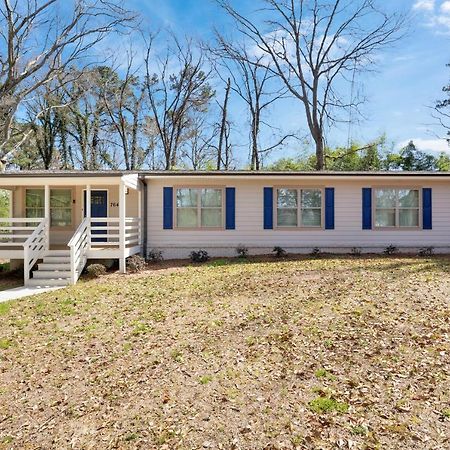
<box><xmin>386</xmin><ymin>141</ymin><xmax>436</xmax><ymax>171</ymax></box>
<box><xmin>0</xmin><ymin>190</ymin><xmax>10</xmax><ymax>218</ymax></box>
<box><xmin>308</xmin><ymin>396</ymin><xmax>349</xmax><ymax>414</ymax></box>
<box><xmin>190</xmin><ymin>250</ymin><xmax>209</xmax><ymax>263</ymax></box>
<box><xmin>268</xmin><ymin>137</ymin><xmax>450</xmax><ymax>172</ymax></box>
<box><xmin>199</xmin><ymin>375</ymin><xmax>213</xmax><ymax>384</ymax></box>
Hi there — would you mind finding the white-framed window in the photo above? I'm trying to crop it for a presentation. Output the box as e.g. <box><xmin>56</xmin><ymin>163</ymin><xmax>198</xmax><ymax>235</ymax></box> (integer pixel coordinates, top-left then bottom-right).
<box><xmin>374</xmin><ymin>188</ymin><xmax>420</xmax><ymax>228</ymax></box>
<box><xmin>176</xmin><ymin>188</ymin><xmax>223</xmax><ymax>228</ymax></box>
<box><xmin>276</xmin><ymin>188</ymin><xmax>322</xmax><ymax>228</ymax></box>
<box><xmin>25</xmin><ymin>188</ymin><xmax>72</xmax><ymax>227</ymax></box>
<box><xmin>25</xmin><ymin>189</ymin><xmax>45</xmax><ymax>220</ymax></box>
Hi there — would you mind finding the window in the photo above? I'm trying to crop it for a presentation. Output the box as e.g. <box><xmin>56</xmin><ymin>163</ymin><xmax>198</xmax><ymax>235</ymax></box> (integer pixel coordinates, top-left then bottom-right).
<box><xmin>176</xmin><ymin>188</ymin><xmax>223</xmax><ymax>228</ymax></box>
<box><xmin>25</xmin><ymin>189</ymin><xmax>45</xmax><ymax>219</ymax></box>
<box><xmin>50</xmin><ymin>189</ymin><xmax>72</xmax><ymax>227</ymax></box>
<box><xmin>25</xmin><ymin>189</ymin><xmax>72</xmax><ymax>227</ymax></box>
<box><xmin>374</xmin><ymin>188</ymin><xmax>419</xmax><ymax>228</ymax></box>
<box><xmin>276</xmin><ymin>188</ymin><xmax>322</xmax><ymax>228</ymax></box>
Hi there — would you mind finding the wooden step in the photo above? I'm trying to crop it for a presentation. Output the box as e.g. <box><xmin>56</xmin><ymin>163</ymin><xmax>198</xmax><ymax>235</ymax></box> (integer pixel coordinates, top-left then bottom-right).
<box><xmin>27</xmin><ymin>278</ymin><xmax>70</xmax><ymax>287</ymax></box>
<box><xmin>33</xmin><ymin>270</ymin><xmax>71</xmax><ymax>279</ymax></box>
<box><xmin>38</xmin><ymin>263</ymin><xmax>71</xmax><ymax>271</ymax></box>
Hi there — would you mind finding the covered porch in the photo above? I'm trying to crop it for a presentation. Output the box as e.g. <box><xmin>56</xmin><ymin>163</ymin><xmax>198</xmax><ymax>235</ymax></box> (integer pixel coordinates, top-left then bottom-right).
<box><xmin>0</xmin><ymin>172</ymin><xmax>143</xmax><ymax>286</ymax></box>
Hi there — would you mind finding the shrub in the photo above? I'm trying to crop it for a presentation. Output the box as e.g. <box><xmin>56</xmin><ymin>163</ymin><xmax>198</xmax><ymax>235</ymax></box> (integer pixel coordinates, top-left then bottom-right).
<box><xmin>350</xmin><ymin>247</ymin><xmax>362</xmax><ymax>256</ymax></box>
<box><xmin>127</xmin><ymin>255</ymin><xmax>147</xmax><ymax>273</ymax></box>
<box><xmin>272</xmin><ymin>246</ymin><xmax>287</xmax><ymax>258</ymax></box>
<box><xmin>384</xmin><ymin>245</ymin><xmax>398</xmax><ymax>255</ymax></box>
<box><xmin>418</xmin><ymin>246</ymin><xmax>434</xmax><ymax>257</ymax></box>
<box><xmin>86</xmin><ymin>263</ymin><xmax>106</xmax><ymax>277</ymax></box>
<box><xmin>310</xmin><ymin>247</ymin><xmax>321</xmax><ymax>256</ymax></box>
<box><xmin>190</xmin><ymin>250</ymin><xmax>209</xmax><ymax>263</ymax></box>
<box><xmin>147</xmin><ymin>249</ymin><xmax>163</xmax><ymax>263</ymax></box>
<box><xmin>236</xmin><ymin>245</ymin><xmax>249</xmax><ymax>258</ymax></box>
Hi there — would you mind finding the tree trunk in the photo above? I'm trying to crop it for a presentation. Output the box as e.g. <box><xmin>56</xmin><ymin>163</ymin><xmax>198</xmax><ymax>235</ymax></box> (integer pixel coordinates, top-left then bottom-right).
<box><xmin>217</xmin><ymin>78</ymin><xmax>231</xmax><ymax>170</ymax></box>
<box><xmin>314</xmin><ymin>132</ymin><xmax>325</xmax><ymax>170</ymax></box>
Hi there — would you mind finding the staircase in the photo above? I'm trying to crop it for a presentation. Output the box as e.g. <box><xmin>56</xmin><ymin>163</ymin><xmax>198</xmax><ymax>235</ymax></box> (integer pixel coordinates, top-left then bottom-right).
<box><xmin>28</xmin><ymin>250</ymin><xmax>72</xmax><ymax>287</ymax></box>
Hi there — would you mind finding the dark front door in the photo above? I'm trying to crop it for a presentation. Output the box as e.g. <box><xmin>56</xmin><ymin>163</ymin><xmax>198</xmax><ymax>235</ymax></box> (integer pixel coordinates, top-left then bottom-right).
<box><xmin>84</xmin><ymin>190</ymin><xmax>108</xmax><ymax>242</ymax></box>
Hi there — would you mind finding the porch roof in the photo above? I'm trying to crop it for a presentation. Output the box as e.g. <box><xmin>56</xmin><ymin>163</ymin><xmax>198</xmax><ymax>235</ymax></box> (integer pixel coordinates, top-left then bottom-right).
<box><xmin>0</xmin><ymin>171</ymin><xmax>142</xmax><ymax>189</ymax></box>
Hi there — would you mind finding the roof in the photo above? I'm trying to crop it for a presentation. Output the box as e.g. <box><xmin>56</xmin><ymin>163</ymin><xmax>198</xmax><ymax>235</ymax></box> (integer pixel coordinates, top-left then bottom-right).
<box><xmin>140</xmin><ymin>170</ymin><xmax>450</xmax><ymax>177</ymax></box>
<box><xmin>1</xmin><ymin>169</ymin><xmax>450</xmax><ymax>178</ymax></box>
<box><xmin>0</xmin><ymin>170</ymin><xmax>137</xmax><ymax>177</ymax></box>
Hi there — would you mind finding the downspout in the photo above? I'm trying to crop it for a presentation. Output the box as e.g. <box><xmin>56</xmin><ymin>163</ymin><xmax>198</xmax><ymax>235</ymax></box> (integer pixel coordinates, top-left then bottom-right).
<box><xmin>142</xmin><ymin>176</ymin><xmax>148</xmax><ymax>258</ymax></box>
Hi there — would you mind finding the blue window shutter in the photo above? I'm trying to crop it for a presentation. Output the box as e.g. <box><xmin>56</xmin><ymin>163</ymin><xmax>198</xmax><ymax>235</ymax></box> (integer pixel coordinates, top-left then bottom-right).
<box><xmin>163</xmin><ymin>187</ymin><xmax>173</xmax><ymax>230</ymax></box>
<box><xmin>325</xmin><ymin>187</ymin><xmax>335</xmax><ymax>230</ymax></box>
<box><xmin>362</xmin><ymin>188</ymin><xmax>372</xmax><ymax>230</ymax></box>
<box><xmin>225</xmin><ymin>187</ymin><xmax>236</xmax><ymax>230</ymax></box>
<box><xmin>264</xmin><ymin>187</ymin><xmax>273</xmax><ymax>229</ymax></box>
<box><xmin>422</xmin><ymin>188</ymin><xmax>432</xmax><ymax>230</ymax></box>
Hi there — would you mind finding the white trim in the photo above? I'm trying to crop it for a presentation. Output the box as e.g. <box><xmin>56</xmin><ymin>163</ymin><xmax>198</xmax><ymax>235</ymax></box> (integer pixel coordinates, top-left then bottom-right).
<box><xmin>82</xmin><ymin>188</ymin><xmax>109</xmax><ymax>222</ymax></box>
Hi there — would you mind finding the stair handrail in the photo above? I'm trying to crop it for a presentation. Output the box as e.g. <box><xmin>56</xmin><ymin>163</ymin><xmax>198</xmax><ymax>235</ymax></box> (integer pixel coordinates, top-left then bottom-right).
<box><xmin>68</xmin><ymin>217</ymin><xmax>89</xmax><ymax>285</ymax></box>
<box><xmin>23</xmin><ymin>218</ymin><xmax>48</xmax><ymax>285</ymax></box>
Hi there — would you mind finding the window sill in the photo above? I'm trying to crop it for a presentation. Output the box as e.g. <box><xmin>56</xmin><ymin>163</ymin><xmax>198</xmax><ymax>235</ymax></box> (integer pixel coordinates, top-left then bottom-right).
<box><xmin>273</xmin><ymin>226</ymin><xmax>324</xmax><ymax>231</ymax></box>
<box><xmin>173</xmin><ymin>227</ymin><xmax>225</xmax><ymax>231</ymax></box>
<box><xmin>373</xmin><ymin>226</ymin><xmax>422</xmax><ymax>231</ymax></box>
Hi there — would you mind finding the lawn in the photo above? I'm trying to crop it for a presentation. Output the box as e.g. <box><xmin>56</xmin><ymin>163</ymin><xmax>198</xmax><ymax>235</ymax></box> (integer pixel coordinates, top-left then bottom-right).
<box><xmin>0</xmin><ymin>256</ymin><xmax>449</xmax><ymax>449</ymax></box>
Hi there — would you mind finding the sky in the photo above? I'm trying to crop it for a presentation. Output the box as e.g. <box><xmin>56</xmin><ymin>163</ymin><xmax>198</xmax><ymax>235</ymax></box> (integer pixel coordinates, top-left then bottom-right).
<box><xmin>126</xmin><ymin>0</ymin><xmax>450</xmax><ymax>160</ymax></box>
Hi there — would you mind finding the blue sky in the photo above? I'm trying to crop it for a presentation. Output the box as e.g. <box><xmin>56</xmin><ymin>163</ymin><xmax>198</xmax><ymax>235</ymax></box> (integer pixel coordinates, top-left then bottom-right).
<box><xmin>129</xmin><ymin>0</ymin><xmax>450</xmax><ymax>160</ymax></box>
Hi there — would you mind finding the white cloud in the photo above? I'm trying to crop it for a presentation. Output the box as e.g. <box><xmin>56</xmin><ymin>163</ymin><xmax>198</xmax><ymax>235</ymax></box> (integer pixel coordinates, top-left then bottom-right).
<box><xmin>396</xmin><ymin>138</ymin><xmax>450</xmax><ymax>153</ymax></box>
<box><xmin>413</xmin><ymin>0</ymin><xmax>435</xmax><ymax>11</ymax></box>
<box><xmin>441</xmin><ymin>1</ymin><xmax>450</xmax><ymax>13</ymax></box>
<box><xmin>413</xmin><ymin>1</ymin><xmax>450</xmax><ymax>33</ymax></box>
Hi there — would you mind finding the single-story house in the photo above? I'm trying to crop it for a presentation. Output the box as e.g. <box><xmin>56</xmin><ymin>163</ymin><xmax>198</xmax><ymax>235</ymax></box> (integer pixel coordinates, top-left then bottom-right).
<box><xmin>0</xmin><ymin>170</ymin><xmax>448</xmax><ymax>287</ymax></box>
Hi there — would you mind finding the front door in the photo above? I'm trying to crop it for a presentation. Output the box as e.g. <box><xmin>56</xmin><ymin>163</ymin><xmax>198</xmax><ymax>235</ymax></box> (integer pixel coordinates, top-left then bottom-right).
<box><xmin>84</xmin><ymin>190</ymin><xmax>108</xmax><ymax>242</ymax></box>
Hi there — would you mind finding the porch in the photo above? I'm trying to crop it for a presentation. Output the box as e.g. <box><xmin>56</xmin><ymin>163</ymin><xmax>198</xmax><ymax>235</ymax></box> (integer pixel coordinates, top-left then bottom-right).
<box><xmin>0</xmin><ymin>172</ymin><xmax>143</xmax><ymax>286</ymax></box>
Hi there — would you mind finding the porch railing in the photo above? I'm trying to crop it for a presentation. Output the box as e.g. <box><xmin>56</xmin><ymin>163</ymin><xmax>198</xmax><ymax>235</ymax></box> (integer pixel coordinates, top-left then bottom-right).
<box><xmin>89</xmin><ymin>217</ymin><xmax>141</xmax><ymax>248</ymax></box>
<box><xmin>0</xmin><ymin>218</ymin><xmax>43</xmax><ymax>248</ymax></box>
<box><xmin>68</xmin><ymin>217</ymin><xmax>89</xmax><ymax>285</ymax></box>
<box><xmin>23</xmin><ymin>218</ymin><xmax>48</xmax><ymax>285</ymax></box>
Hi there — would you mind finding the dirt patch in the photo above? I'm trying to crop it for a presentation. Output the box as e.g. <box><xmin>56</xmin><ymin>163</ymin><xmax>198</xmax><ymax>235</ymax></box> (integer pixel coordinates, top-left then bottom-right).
<box><xmin>0</xmin><ymin>256</ymin><xmax>449</xmax><ymax>449</ymax></box>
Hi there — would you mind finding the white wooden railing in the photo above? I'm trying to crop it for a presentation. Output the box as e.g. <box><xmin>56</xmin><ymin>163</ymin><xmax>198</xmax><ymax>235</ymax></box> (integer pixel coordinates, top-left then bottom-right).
<box><xmin>0</xmin><ymin>218</ymin><xmax>43</xmax><ymax>248</ymax></box>
<box><xmin>89</xmin><ymin>217</ymin><xmax>141</xmax><ymax>248</ymax></box>
<box><xmin>68</xmin><ymin>217</ymin><xmax>89</xmax><ymax>285</ymax></box>
<box><xmin>23</xmin><ymin>218</ymin><xmax>48</xmax><ymax>285</ymax></box>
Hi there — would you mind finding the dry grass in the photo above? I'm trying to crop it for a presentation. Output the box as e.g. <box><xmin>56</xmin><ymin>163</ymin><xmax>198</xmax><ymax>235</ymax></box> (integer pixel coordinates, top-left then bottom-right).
<box><xmin>0</xmin><ymin>256</ymin><xmax>449</xmax><ymax>449</ymax></box>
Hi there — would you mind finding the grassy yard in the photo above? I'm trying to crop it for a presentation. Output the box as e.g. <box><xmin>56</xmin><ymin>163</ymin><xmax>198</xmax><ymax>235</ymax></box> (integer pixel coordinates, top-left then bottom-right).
<box><xmin>0</xmin><ymin>256</ymin><xmax>449</xmax><ymax>449</ymax></box>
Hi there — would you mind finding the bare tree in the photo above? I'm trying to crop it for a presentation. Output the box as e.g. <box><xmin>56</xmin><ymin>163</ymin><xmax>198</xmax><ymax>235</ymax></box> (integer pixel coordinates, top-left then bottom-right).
<box><xmin>433</xmin><ymin>63</ymin><xmax>450</xmax><ymax>145</ymax></box>
<box><xmin>0</xmin><ymin>0</ymin><xmax>135</xmax><ymax>161</ymax></box>
<box><xmin>144</xmin><ymin>36</ymin><xmax>215</xmax><ymax>170</ymax></box>
<box><xmin>101</xmin><ymin>54</ymin><xmax>148</xmax><ymax>170</ymax></box>
<box><xmin>213</xmin><ymin>37</ymin><xmax>295</xmax><ymax>170</ymax></box>
<box><xmin>181</xmin><ymin>113</ymin><xmax>217</xmax><ymax>170</ymax></box>
<box><xmin>216</xmin><ymin>77</ymin><xmax>232</xmax><ymax>169</ymax></box>
<box><xmin>219</xmin><ymin>0</ymin><xmax>405</xmax><ymax>170</ymax></box>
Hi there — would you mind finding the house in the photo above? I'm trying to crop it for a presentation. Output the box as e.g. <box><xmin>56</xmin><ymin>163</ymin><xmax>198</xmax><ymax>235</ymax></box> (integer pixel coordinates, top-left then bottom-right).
<box><xmin>0</xmin><ymin>170</ymin><xmax>448</xmax><ymax>287</ymax></box>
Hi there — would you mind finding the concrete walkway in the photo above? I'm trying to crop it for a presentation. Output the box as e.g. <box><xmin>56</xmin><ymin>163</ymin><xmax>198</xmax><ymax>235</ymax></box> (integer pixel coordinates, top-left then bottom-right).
<box><xmin>0</xmin><ymin>286</ymin><xmax>64</xmax><ymax>303</ymax></box>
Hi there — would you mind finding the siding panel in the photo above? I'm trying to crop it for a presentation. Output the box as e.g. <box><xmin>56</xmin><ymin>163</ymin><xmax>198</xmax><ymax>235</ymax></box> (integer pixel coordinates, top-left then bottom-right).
<box><xmin>146</xmin><ymin>178</ymin><xmax>450</xmax><ymax>257</ymax></box>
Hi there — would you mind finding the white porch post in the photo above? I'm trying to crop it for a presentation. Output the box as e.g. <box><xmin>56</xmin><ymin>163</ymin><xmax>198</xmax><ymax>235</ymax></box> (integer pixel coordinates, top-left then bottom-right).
<box><xmin>119</xmin><ymin>181</ymin><xmax>126</xmax><ymax>273</ymax></box>
<box><xmin>86</xmin><ymin>185</ymin><xmax>91</xmax><ymax>250</ymax></box>
<box><xmin>138</xmin><ymin>188</ymin><xmax>143</xmax><ymax>252</ymax></box>
<box><xmin>44</xmin><ymin>185</ymin><xmax>50</xmax><ymax>250</ymax></box>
